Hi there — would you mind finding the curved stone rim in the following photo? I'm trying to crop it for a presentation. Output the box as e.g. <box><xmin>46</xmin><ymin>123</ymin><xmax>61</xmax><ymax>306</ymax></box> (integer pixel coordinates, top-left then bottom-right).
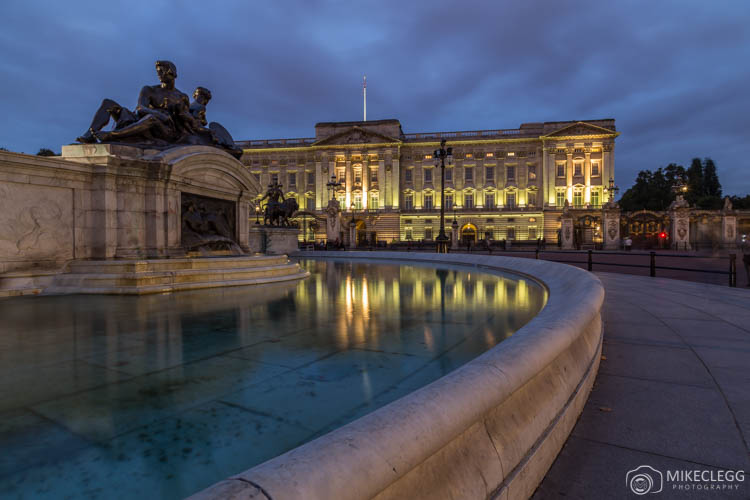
<box><xmin>189</xmin><ymin>251</ymin><xmax>604</xmax><ymax>500</ymax></box>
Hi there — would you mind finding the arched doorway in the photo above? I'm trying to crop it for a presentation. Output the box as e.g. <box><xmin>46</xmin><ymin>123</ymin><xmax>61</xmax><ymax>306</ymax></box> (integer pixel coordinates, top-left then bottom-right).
<box><xmin>355</xmin><ymin>220</ymin><xmax>367</xmax><ymax>245</ymax></box>
<box><xmin>460</xmin><ymin>223</ymin><xmax>477</xmax><ymax>245</ymax></box>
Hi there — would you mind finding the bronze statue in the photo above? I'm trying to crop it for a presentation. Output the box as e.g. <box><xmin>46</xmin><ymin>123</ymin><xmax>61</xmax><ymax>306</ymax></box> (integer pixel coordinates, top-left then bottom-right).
<box><xmin>76</xmin><ymin>61</ymin><xmax>242</xmax><ymax>158</ymax></box>
<box><xmin>259</xmin><ymin>181</ymin><xmax>298</xmax><ymax>226</ymax></box>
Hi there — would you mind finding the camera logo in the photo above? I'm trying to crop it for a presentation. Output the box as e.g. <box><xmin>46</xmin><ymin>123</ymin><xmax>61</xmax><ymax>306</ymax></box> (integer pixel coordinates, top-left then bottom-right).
<box><xmin>626</xmin><ymin>465</ymin><xmax>664</xmax><ymax>495</ymax></box>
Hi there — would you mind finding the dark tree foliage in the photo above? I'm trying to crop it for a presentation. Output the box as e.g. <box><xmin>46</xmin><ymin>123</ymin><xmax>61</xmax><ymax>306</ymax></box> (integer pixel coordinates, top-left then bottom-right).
<box><xmin>729</xmin><ymin>195</ymin><xmax>750</xmax><ymax>209</ymax></box>
<box><xmin>620</xmin><ymin>158</ymin><xmax>723</xmax><ymax>211</ymax></box>
<box><xmin>36</xmin><ymin>148</ymin><xmax>57</xmax><ymax>156</ymax></box>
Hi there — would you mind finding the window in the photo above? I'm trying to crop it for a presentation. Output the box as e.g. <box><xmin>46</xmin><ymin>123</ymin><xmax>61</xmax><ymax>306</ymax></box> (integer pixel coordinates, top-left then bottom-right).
<box><xmin>337</xmin><ymin>193</ymin><xmax>346</xmax><ymax>207</ymax></box>
<box><xmin>573</xmin><ymin>191</ymin><xmax>583</xmax><ymax>207</ymax></box>
<box><xmin>404</xmin><ymin>193</ymin><xmax>413</xmax><ymax>210</ymax></box>
<box><xmin>354</xmin><ymin>193</ymin><xmax>362</xmax><ymax>210</ymax></box>
<box><xmin>369</xmin><ymin>192</ymin><xmax>379</xmax><ymax>210</ymax></box>
<box><xmin>507</xmin><ymin>227</ymin><xmax>516</xmax><ymax>239</ymax></box>
<box><xmin>556</xmin><ymin>190</ymin><xmax>566</xmax><ymax>207</ymax></box>
<box><xmin>288</xmin><ymin>172</ymin><xmax>296</xmax><ymax>187</ymax></box>
<box><xmin>424</xmin><ymin>168</ymin><xmax>432</xmax><ymax>183</ymax></box>
<box><xmin>424</xmin><ymin>227</ymin><xmax>433</xmax><ymax>240</ymax></box>
<box><xmin>465</xmin><ymin>153</ymin><xmax>473</xmax><ymax>159</ymax></box>
<box><xmin>528</xmin><ymin>191</ymin><xmax>537</xmax><ymax>207</ymax></box>
<box><xmin>370</xmin><ymin>169</ymin><xmax>378</xmax><ymax>182</ymax></box>
<box><xmin>486</xmin><ymin>166</ymin><xmax>494</xmax><ymax>181</ymax></box>
<box><xmin>506</xmin><ymin>166</ymin><xmax>515</xmax><ymax>181</ymax></box>
<box><xmin>506</xmin><ymin>193</ymin><xmax>516</xmax><ymax>209</ymax></box>
<box><xmin>307</xmin><ymin>172</ymin><xmax>315</xmax><ymax>185</ymax></box>
<box><xmin>529</xmin><ymin>227</ymin><xmax>537</xmax><ymax>240</ymax></box>
<box><xmin>354</xmin><ymin>169</ymin><xmax>362</xmax><ymax>184</ymax></box>
<box><xmin>465</xmin><ymin>167</ymin><xmax>473</xmax><ymax>182</ymax></box>
<box><xmin>557</xmin><ymin>164</ymin><xmax>566</xmax><ymax>177</ymax></box>
<box><xmin>464</xmin><ymin>192</ymin><xmax>474</xmax><ymax>208</ymax></box>
<box><xmin>405</xmin><ymin>169</ymin><xmax>412</xmax><ymax>182</ymax></box>
<box><xmin>306</xmin><ymin>196</ymin><xmax>315</xmax><ymax>211</ymax></box>
<box><xmin>445</xmin><ymin>193</ymin><xmax>453</xmax><ymax>209</ymax></box>
<box><xmin>591</xmin><ymin>189</ymin><xmax>600</xmax><ymax>207</ymax></box>
<box><xmin>574</xmin><ymin>164</ymin><xmax>582</xmax><ymax>176</ymax></box>
<box><xmin>445</xmin><ymin>168</ymin><xmax>453</xmax><ymax>182</ymax></box>
<box><xmin>485</xmin><ymin>192</ymin><xmax>495</xmax><ymax>208</ymax></box>
<box><xmin>336</xmin><ymin>168</ymin><xmax>345</xmax><ymax>183</ymax></box>
<box><xmin>424</xmin><ymin>193</ymin><xmax>433</xmax><ymax>209</ymax></box>
<box><xmin>271</xmin><ymin>173</ymin><xmax>279</xmax><ymax>184</ymax></box>
<box><xmin>528</xmin><ymin>165</ymin><xmax>536</xmax><ymax>180</ymax></box>
<box><xmin>405</xmin><ymin>228</ymin><xmax>413</xmax><ymax>240</ymax></box>
<box><xmin>486</xmin><ymin>152</ymin><xmax>494</xmax><ymax>158</ymax></box>
<box><xmin>591</xmin><ymin>162</ymin><xmax>600</xmax><ymax>176</ymax></box>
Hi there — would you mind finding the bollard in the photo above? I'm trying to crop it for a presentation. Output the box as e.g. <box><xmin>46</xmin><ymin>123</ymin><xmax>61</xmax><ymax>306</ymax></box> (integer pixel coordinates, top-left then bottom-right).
<box><xmin>729</xmin><ymin>254</ymin><xmax>736</xmax><ymax>287</ymax></box>
<box><xmin>587</xmin><ymin>249</ymin><xmax>593</xmax><ymax>272</ymax></box>
<box><xmin>535</xmin><ymin>248</ymin><xmax>539</xmax><ymax>260</ymax></box>
<box><xmin>650</xmin><ymin>251</ymin><xmax>656</xmax><ymax>277</ymax></box>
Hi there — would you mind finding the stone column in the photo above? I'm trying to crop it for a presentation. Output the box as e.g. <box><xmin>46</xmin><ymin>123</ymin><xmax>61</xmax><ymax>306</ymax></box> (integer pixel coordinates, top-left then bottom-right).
<box><xmin>345</xmin><ymin>158</ymin><xmax>352</xmax><ymax>208</ymax></box>
<box><xmin>584</xmin><ymin>151</ymin><xmax>591</xmax><ymax>204</ymax></box>
<box><xmin>566</xmin><ymin>151</ymin><xmax>573</xmax><ymax>203</ymax></box>
<box><xmin>378</xmin><ymin>158</ymin><xmax>386</xmax><ymax>209</ymax></box>
<box><xmin>451</xmin><ymin>218</ymin><xmax>459</xmax><ymax>250</ymax></box>
<box><xmin>670</xmin><ymin>204</ymin><xmax>691</xmax><ymax>250</ymax></box>
<box><xmin>390</xmin><ymin>152</ymin><xmax>400</xmax><ymax>209</ymax></box>
<box><xmin>315</xmin><ymin>158</ymin><xmax>323</xmax><ymax>210</ymax></box>
<box><xmin>560</xmin><ymin>212</ymin><xmax>575</xmax><ymax>250</ymax></box>
<box><xmin>602</xmin><ymin>204</ymin><xmax>620</xmax><ymax>250</ymax></box>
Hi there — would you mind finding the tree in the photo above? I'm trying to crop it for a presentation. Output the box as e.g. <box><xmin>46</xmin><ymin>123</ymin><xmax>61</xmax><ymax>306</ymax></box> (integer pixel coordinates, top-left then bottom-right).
<box><xmin>685</xmin><ymin>158</ymin><xmax>703</xmax><ymax>206</ymax></box>
<box><xmin>729</xmin><ymin>195</ymin><xmax>750</xmax><ymax>209</ymax></box>
<box><xmin>36</xmin><ymin>148</ymin><xmax>57</xmax><ymax>156</ymax></box>
<box><xmin>618</xmin><ymin>165</ymin><xmax>683</xmax><ymax>211</ymax></box>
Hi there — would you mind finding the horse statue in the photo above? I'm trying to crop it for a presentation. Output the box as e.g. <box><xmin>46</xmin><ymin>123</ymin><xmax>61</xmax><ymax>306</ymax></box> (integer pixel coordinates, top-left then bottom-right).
<box><xmin>265</xmin><ymin>198</ymin><xmax>299</xmax><ymax>226</ymax></box>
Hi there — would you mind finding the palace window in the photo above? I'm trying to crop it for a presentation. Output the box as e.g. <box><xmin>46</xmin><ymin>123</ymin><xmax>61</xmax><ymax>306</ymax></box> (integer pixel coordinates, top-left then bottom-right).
<box><xmin>573</xmin><ymin>191</ymin><xmax>583</xmax><ymax>207</ymax></box>
<box><xmin>424</xmin><ymin>167</ymin><xmax>432</xmax><ymax>183</ymax></box>
<box><xmin>556</xmin><ymin>190</ymin><xmax>566</xmax><ymax>207</ymax></box>
<box><xmin>370</xmin><ymin>168</ymin><xmax>378</xmax><ymax>182</ymax></box>
<box><xmin>424</xmin><ymin>227</ymin><xmax>433</xmax><ymax>240</ymax></box>
<box><xmin>528</xmin><ymin>165</ymin><xmax>537</xmax><ymax>180</ymax></box>
<box><xmin>465</xmin><ymin>167</ymin><xmax>473</xmax><ymax>182</ymax></box>
<box><xmin>486</xmin><ymin>166</ymin><xmax>494</xmax><ymax>181</ymax></box>
<box><xmin>424</xmin><ymin>193</ymin><xmax>433</xmax><ymax>209</ymax></box>
<box><xmin>506</xmin><ymin>193</ymin><xmax>516</xmax><ymax>209</ymax></box>
<box><xmin>306</xmin><ymin>196</ymin><xmax>315</xmax><ymax>211</ymax></box>
<box><xmin>486</xmin><ymin>152</ymin><xmax>494</xmax><ymax>158</ymax></box>
<box><xmin>337</xmin><ymin>193</ymin><xmax>346</xmax><ymax>207</ymax></box>
<box><xmin>465</xmin><ymin>153</ymin><xmax>473</xmax><ymax>159</ymax></box>
<box><xmin>464</xmin><ymin>192</ymin><xmax>474</xmax><ymax>209</ymax></box>
<box><xmin>557</xmin><ymin>164</ymin><xmax>566</xmax><ymax>177</ymax></box>
<box><xmin>404</xmin><ymin>193</ymin><xmax>414</xmax><ymax>210</ymax></box>
<box><xmin>507</xmin><ymin>227</ymin><xmax>516</xmax><ymax>240</ymax></box>
<box><xmin>288</xmin><ymin>172</ymin><xmax>296</xmax><ymax>187</ymax></box>
<box><xmin>369</xmin><ymin>192</ymin><xmax>379</xmax><ymax>210</ymax></box>
<box><xmin>307</xmin><ymin>172</ymin><xmax>315</xmax><ymax>185</ymax></box>
<box><xmin>506</xmin><ymin>166</ymin><xmax>515</xmax><ymax>181</ymax></box>
<box><xmin>445</xmin><ymin>168</ymin><xmax>453</xmax><ymax>182</ymax></box>
<box><xmin>591</xmin><ymin>162</ymin><xmax>600</xmax><ymax>176</ymax></box>
<box><xmin>591</xmin><ymin>189</ymin><xmax>600</xmax><ymax>207</ymax></box>
<box><xmin>445</xmin><ymin>193</ymin><xmax>454</xmax><ymax>209</ymax></box>
<box><xmin>353</xmin><ymin>193</ymin><xmax>362</xmax><ymax>210</ymax></box>
<box><xmin>529</xmin><ymin>227</ymin><xmax>537</xmax><ymax>240</ymax></box>
<box><xmin>354</xmin><ymin>169</ymin><xmax>362</xmax><ymax>184</ymax></box>
<box><xmin>405</xmin><ymin>169</ymin><xmax>413</xmax><ymax>182</ymax></box>
<box><xmin>337</xmin><ymin>168</ymin><xmax>345</xmax><ymax>183</ymax></box>
<box><xmin>574</xmin><ymin>164</ymin><xmax>582</xmax><ymax>176</ymax></box>
<box><xmin>528</xmin><ymin>191</ymin><xmax>537</xmax><ymax>207</ymax></box>
<box><xmin>485</xmin><ymin>192</ymin><xmax>495</xmax><ymax>208</ymax></box>
<box><xmin>405</xmin><ymin>228</ymin><xmax>413</xmax><ymax>240</ymax></box>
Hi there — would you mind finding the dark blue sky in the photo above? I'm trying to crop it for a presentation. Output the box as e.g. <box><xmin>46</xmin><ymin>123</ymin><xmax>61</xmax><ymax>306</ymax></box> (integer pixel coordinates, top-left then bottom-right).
<box><xmin>2</xmin><ymin>1</ymin><xmax>749</xmax><ymax>194</ymax></box>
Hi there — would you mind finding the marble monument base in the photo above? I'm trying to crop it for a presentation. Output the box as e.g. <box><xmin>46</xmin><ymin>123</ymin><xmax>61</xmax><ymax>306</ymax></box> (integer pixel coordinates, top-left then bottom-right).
<box><xmin>248</xmin><ymin>226</ymin><xmax>300</xmax><ymax>255</ymax></box>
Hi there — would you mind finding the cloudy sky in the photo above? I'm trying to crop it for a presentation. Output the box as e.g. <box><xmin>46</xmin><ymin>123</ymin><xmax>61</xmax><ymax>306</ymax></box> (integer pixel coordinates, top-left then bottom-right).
<box><xmin>2</xmin><ymin>1</ymin><xmax>749</xmax><ymax>194</ymax></box>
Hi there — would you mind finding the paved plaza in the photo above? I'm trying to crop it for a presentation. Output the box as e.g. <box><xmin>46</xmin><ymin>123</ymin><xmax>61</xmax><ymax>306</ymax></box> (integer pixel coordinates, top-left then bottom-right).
<box><xmin>534</xmin><ymin>272</ymin><xmax>750</xmax><ymax>499</ymax></box>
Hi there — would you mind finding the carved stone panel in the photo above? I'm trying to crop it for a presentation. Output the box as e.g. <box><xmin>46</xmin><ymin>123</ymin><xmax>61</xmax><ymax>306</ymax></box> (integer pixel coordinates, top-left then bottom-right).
<box><xmin>180</xmin><ymin>192</ymin><xmax>237</xmax><ymax>250</ymax></box>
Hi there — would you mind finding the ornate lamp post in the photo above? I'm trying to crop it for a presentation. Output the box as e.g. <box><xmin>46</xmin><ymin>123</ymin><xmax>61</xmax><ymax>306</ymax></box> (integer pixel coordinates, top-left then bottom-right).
<box><xmin>255</xmin><ymin>204</ymin><xmax>261</xmax><ymax>224</ymax></box>
<box><xmin>326</xmin><ymin>174</ymin><xmax>342</xmax><ymax>202</ymax></box>
<box><xmin>604</xmin><ymin>177</ymin><xmax>620</xmax><ymax>206</ymax></box>
<box><xmin>434</xmin><ymin>139</ymin><xmax>453</xmax><ymax>253</ymax></box>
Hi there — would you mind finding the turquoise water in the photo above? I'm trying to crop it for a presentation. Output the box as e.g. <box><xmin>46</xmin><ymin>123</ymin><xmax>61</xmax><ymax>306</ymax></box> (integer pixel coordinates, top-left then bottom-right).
<box><xmin>0</xmin><ymin>258</ymin><xmax>546</xmax><ymax>499</ymax></box>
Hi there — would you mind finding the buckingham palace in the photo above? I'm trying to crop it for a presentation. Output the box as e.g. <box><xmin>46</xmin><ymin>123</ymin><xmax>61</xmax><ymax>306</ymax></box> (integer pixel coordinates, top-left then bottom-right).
<box><xmin>237</xmin><ymin>118</ymin><xmax>619</xmax><ymax>246</ymax></box>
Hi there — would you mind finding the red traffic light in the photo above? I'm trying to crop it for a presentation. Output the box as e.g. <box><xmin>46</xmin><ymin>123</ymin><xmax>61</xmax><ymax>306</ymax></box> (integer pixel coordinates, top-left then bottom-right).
<box><xmin>659</xmin><ymin>232</ymin><xmax>667</xmax><ymax>239</ymax></box>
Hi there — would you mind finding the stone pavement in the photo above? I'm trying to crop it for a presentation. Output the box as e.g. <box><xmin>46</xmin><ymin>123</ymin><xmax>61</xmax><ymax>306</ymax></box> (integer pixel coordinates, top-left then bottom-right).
<box><xmin>533</xmin><ymin>272</ymin><xmax>750</xmax><ymax>499</ymax></box>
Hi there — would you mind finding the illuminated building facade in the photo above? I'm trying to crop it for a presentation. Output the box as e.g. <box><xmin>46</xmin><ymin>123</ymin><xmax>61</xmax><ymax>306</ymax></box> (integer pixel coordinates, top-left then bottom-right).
<box><xmin>238</xmin><ymin>118</ymin><xmax>618</xmax><ymax>244</ymax></box>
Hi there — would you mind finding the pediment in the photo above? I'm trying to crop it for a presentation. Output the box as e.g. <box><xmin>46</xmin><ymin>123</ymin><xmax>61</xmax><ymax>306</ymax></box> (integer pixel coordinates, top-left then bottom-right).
<box><xmin>313</xmin><ymin>126</ymin><xmax>401</xmax><ymax>146</ymax></box>
<box><xmin>542</xmin><ymin>122</ymin><xmax>615</xmax><ymax>138</ymax></box>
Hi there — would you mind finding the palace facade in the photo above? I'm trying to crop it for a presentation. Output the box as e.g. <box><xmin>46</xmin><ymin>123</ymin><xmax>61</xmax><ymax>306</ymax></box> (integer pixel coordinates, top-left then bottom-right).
<box><xmin>237</xmin><ymin>118</ymin><xmax>619</xmax><ymax>245</ymax></box>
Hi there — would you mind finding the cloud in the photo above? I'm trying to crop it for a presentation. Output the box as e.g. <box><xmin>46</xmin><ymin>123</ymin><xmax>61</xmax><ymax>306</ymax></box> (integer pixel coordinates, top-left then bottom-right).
<box><xmin>1</xmin><ymin>0</ymin><xmax>748</xmax><ymax>193</ymax></box>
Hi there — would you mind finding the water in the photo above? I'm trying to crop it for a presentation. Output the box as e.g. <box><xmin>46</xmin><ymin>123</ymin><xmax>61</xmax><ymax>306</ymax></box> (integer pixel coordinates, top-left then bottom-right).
<box><xmin>0</xmin><ymin>258</ymin><xmax>546</xmax><ymax>499</ymax></box>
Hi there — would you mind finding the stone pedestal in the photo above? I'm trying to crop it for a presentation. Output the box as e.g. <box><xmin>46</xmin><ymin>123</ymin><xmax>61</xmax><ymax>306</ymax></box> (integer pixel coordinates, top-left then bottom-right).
<box><xmin>325</xmin><ymin>199</ymin><xmax>342</xmax><ymax>244</ymax></box>
<box><xmin>722</xmin><ymin>214</ymin><xmax>737</xmax><ymax>249</ymax></box>
<box><xmin>602</xmin><ymin>206</ymin><xmax>621</xmax><ymax>250</ymax></box>
<box><xmin>560</xmin><ymin>215</ymin><xmax>575</xmax><ymax>250</ymax></box>
<box><xmin>451</xmin><ymin>220</ymin><xmax>459</xmax><ymax>250</ymax></box>
<box><xmin>670</xmin><ymin>208</ymin><xmax>691</xmax><ymax>251</ymax></box>
<box><xmin>249</xmin><ymin>226</ymin><xmax>300</xmax><ymax>255</ymax></box>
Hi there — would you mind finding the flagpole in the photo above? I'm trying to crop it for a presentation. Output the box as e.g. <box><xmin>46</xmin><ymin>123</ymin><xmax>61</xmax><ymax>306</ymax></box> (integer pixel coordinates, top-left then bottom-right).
<box><xmin>363</xmin><ymin>75</ymin><xmax>367</xmax><ymax>122</ymax></box>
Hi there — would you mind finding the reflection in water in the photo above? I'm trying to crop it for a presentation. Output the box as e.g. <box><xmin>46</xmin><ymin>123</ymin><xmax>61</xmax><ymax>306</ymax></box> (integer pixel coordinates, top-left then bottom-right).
<box><xmin>0</xmin><ymin>259</ymin><xmax>545</xmax><ymax>500</ymax></box>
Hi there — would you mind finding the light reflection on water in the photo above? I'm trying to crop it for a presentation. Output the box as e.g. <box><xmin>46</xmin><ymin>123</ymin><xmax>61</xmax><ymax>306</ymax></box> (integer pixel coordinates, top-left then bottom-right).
<box><xmin>0</xmin><ymin>258</ymin><xmax>545</xmax><ymax>500</ymax></box>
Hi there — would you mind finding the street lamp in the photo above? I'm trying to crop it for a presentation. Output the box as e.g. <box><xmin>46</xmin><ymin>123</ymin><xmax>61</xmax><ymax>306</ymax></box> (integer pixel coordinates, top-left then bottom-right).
<box><xmin>255</xmin><ymin>203</ymin><xmax>261</xmax><ymax>224</ymax></box>
<box><xmin>604</xmin><ymin>177</ymin><xmax>619</xmax><ymax>205</ymax></box>
<box><xmin>326</xmin><ymin>174</ymin><xmax>342</xmax><ymax>202</ymax></box>
<box><xmin>433</xmin><ymin>139</ymin><xmax>453</xmax><ymax>253</ymax></box>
